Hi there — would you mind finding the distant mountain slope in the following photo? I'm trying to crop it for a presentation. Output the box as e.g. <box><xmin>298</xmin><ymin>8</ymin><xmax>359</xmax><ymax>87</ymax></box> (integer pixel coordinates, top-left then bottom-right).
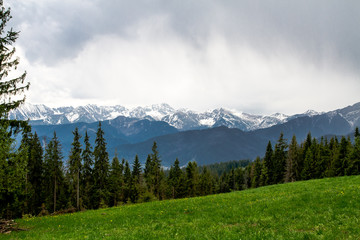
<box><xmin>115</xmin><ymin>127</ymin><xmax>266</xmax><ymax>167</ymax></box>
<box><xmin>114</xmin><ymin>109</ymin><xmax>357</xmax><ymax>166</ymax></box>
<box><xmin>253</xmin><ymin>112</ymin><xmax>353</xmax><ymax>143</ymax></box>
<box><xmin>32</xmin><ymin>116</ymin><xmax>178</xmax><ymax>158</ymax></box>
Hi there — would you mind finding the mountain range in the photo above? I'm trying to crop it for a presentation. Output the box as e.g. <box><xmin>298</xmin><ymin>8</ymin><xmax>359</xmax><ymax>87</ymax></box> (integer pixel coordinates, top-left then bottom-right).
<box><xmin>10</xmin><ymin>103</ymin><xmax>302</xmax><ymax>131</ymax></box>
<box><xmin>9</xmin><ymin>102</ymin><xmax>360</xmax><ymax>166</ymax></box>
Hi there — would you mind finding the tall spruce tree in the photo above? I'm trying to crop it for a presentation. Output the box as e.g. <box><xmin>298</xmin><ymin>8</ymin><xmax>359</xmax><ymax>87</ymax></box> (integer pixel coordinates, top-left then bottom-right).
<box><xmin>355</xmin><ymin>127</ymin><xmax>360</xmax><ymax>138</ymax></box>
<box><xmin>144</xmin><ymin>154</ymin><xmax>153</xmax><ymax>193</ymax></box>
<box><xmin>199</xmin><ymin>167</ymin><xmax>214</xmax><ymax>196</ymax></box>
<box><xmin>335</xmin><ymin>136</ymin><xmax>351</xmax><ymax>176</ymax></box>
<box><xmin>68</xmin><ymin>127</ymin><xmax>82</xmax><ymax>210</ymax></box>
<box><xmin>93</xmin><ymin>122</ymin><xmax>110</xmax><ymax>208</ymax></box>
<box><xmin>0</xmin><ymin>0</ymin><xmax>29</xmax><ymax>219</ymax></box>
<box><xmin>27</xmin><ymin>132</ymin><xmax>44</xmax><ymax>215</ymax></box>
<box><xmin>168</xmin><ymin>158</ymin><xmax>184</xmax><ymax>198</ymax></box>
<box><xmin>250</xmin><ymin>157</ymin><xmax>262</xmax><ymax>188</ymax></box>
<box><xmin>130</xmin><ymin>155</ymin><xmax>142</xmax><ymax>203</ymax></box>
<box><xmin>302</xmin><ymin>148</ymin><xmax>315</xmax><ymax>180</ymax></box>
<box><xmin>261</xmin><ymin>141</ymin><xmax>274</xmax><ymax>185</ymax></box>
<box><xmin>273</xmin><ymin>133</ymin><xmax>288</xmax><ymax>184</ymax></box>
<box><xmin>123</xmin><ymin>160</ymin><xmax>131</xmax><ymax>203</ymax></box>
<box><xmin>285</xmin><ymin>135</ymin><xmax>298</xmax><ymax>182</ymax></box>
<box><xmin>346</xmin><ymin>129</ymin><xmax>360</xmax><ymax>175</ymax></box>
<box><xmin>326</xmin><ymin>137</ymin><xmax>339</xmax><ymax>177</ymax></box>
<box><xmin>44</xmin><ymin>132</ymin><xmax>64</xmax><ymax>213</ymax></box>
<box><xmin>109</xmin><ymin>154</ymin><xmax>123</xmax><ymax>206</ymax></box>
<box><xmin>185</xmin><ymin>161</ymin><xmax>199</xmax><ymax>197</ymax></box>
<box><xmin>81</xmin><ymin>131</ymin><xmax>93</xmax><ymax>209</ymax></box>
<box><xmin>150</xmin><ymin>142</ymin><xmax>162</xmax><ymax>198</ymax></box>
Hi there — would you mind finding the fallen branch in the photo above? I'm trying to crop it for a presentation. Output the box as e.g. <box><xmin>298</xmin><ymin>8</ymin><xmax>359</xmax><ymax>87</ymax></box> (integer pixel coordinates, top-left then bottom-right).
<box><xmin>0</xmin><ymin>219</ymin><xmax>27</xmax><ymax>234</ymax></box>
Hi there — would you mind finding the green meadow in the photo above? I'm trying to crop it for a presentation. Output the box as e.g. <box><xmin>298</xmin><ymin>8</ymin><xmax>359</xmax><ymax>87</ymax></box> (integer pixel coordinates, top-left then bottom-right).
<box><xmin>2</xmin><ymin>175</ymin><xmax>360</xmax><ymax>240</ymax></box>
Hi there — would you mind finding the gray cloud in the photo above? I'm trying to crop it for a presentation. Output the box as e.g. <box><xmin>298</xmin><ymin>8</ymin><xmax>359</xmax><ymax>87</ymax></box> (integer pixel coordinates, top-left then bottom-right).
<box><xmin>6</xmin><ymin>0</ymin><xmax>360</xmax><ymax>114</ymax></box>
<box><xmin>10</xmin><ymin>0</ymin><xmax>360</xmax><ymax>69</ymax></box>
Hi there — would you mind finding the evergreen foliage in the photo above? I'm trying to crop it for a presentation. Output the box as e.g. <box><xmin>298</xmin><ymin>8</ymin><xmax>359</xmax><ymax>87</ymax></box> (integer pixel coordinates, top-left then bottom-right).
<box><xmin>43</xmin><ymin>132</ymin><xmax>65</xmax><ymax>213</ymax></box>
<box><xmin>0</xmin><ymin>0</ymin><xmax>30</xmax><ymax>219</ymax></box>
<box><xmin>261</xmin><ymin>141</ymin><xmax>273</xmax><ymax>185</ymax></box>
<box><xmin>67</xmin><ymin>127</ymin><xmax>82</xmax><ymax>210</ymax></box>
<box><xmin>0</xmin><ymin>0</ymin><xmax>29</xmax><ymax>120</ymax></box>
<box><xmin>26</xmin><ymin>132</ymin><xmax>44</xmax><ymax>215</ymax></box>
<box><xmin>108</xmin><ymin>154</ymin><xmax>123</xmax><ymax>206</ymax></box>
<box><xmin>285</xmin><ymin>135</ymin><xmax>298</xmax><ymax>182</ymax></box>
<box><xmin>81</xmin><ymin>131</ymin><xmax>93</xmax><ymax>209</ymax></box>
<box><xmin>92</xmin><ymin>122</ymin><xmax>110</xmax><ymax>208</ymax></box>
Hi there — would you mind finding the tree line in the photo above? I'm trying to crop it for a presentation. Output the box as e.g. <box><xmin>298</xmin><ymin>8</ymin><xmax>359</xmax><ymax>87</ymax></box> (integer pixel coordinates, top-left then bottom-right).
<box><xmin>1</xmin><ymin>121</ymin><xmax>360</xmax><ymax>219</ymax></box>
<box><xmin>241</xmin><ymin>129</ymin><xmax>360</xmax><ymax>189</ymax></box>
<box><xmin>0</xmin><ymin>121</ymin><xmax>247</xmax><ymax>219</ymax></box>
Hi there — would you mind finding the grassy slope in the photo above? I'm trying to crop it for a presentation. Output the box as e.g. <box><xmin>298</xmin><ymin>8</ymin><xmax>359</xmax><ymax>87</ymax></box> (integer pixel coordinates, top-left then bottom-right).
<box><xmin>2</xmin><ymin>176</ymin><xmax>360</xmax><ymax>240</ymax></box>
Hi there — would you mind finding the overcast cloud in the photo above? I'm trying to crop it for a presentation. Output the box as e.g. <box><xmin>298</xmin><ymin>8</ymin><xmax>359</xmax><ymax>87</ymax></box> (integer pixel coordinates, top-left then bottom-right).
<box><xmin>6</xmin><ymin>0</ymin><xmax>360</xmax><ymax>114</ymax></box>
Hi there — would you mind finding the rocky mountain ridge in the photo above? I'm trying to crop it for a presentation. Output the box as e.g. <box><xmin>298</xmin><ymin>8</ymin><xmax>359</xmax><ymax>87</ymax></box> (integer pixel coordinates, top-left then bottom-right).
<box><xmin>9</xmin><ymin>103</ymin><xmax>328</xmax><ymax>131</ymax></box>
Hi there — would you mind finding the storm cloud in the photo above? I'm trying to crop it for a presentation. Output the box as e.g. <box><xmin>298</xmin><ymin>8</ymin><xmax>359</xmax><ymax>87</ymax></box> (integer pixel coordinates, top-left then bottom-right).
<box><xmin>7</xmin><ymin>0</ymin><xmax>360</xmax><ymax>114</ymax></box>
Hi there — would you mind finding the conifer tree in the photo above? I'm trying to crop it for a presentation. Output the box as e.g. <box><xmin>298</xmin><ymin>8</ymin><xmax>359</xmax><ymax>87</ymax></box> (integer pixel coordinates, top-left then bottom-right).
<box><xmin>219</xmin><ymin>172</ymin><xmax>230</xmax><ymax>193</ymax></box>
<box><xmin>234</xmin><ymin>167</ymin><xmax>245</xmax><ymax>190</ymax></box>
<box><xmin>109</xmin><ymin>154</ymin><xmax>123</xmax><ymax>206</ymax></box>
<box><xmin>326</xmin><ymin>137</ymin><xmax>339</xmax><ymax>177</ymax></box>
<box><xmin>18</xmin><ymin>128</ymin><xmax>31</xmax><ymax>214</ymax></box>
<box><xmin>144</xmin><ymin>154</ymin><xmax>153</xmax><ymax>193</ymax></box>
<box><xmin>273</xmin><ymin>133</ymin><xmax>288</xmax><ymax>183</ymax></box>
<box><xmin>0</xmin><ymin>122</ymin><xmax>12</xmax><ymax>217</ymax></box>
<box><xmin>44</xmin><ymin>132</ymin><xmax>64</xmax><ymax>213</ymax></box>
<box><xmin>250</xmin><ymin>157</ymin><xmax>262</xmax><ymax>188</ymax></box>
<box><xmin>0</xmin><ymin>0</ymin><xmax>29</xmax><ymax>121</ymax></box>
<box><xmin>355</xmin><ymin>127</ymin><xmax>360</xmax><ymax>138</ymax></box>
<box><xmin>346</xmin><ymin>131</ymin><xmax>360</xmax><ymax>175</ymax></box>
<box><xmin>0</xmin><ymin>121</ymin><xmax>28</xmax><ymax>218</ymax></box>
<box><xmin>168</xmin><ymin>158</ymin><xmax>184</xmax><ymax>198</ymax></box>
<box><xmin>334</xmin><ymin>136</ymin><xmax>351</xmax><ymax>176</ymax></box>
<box><xmin>302</xmin><ymin>148</ymin><xmax>315</xmax><ymax>180</ymax></box>
<box><xmin>315</xmin><ymin>137</ymin><xmax>328</xmax><ymax>179</ymax></box>
<box><xmin>143</xmin><ymin>142</ymin><xmax>163</xmax><ymax>198</ymax></box>
<box><xmin>150</xmin><ymin>142</ymin><xmax>162</xmax><ymax>198</ymax></box>
<box><xmin>81</xmin><ymin>131</ymin><xmax>93</xmax><ymax>209</ymax></box>
<box><xmin>123</xmin><ymin>160</ymin><xmax>131</xmax><ymax>203</ymax></box>
<box><xmin>93</xmin><ymin>122</ymin><xmax>110</xmax><ymax>208</ymax></box>
<box><xmin>130</xmin><ymin>155</ymin><xmax>142</xmax><ymax>203</ymax></box>
<box><xmin>132</xmin><ymin>155</ymin><xmax>141</xmax><ymax>184</ymax></box>
<box><xmin>27</xmin><ymin>132</ymin><xmax>44</xmax><ymax>215</ymax></box>
<box><xmin>285</xmin><ymin>135</ymin><xmax>298</xmax><ymax>182</ymax></box>
<box><xmin>0</xmin><ymin>0</ymin><xmax>29</xmax><ymax>219</ymax></box>
<box><xmin>68</xmin><ymin>127</ymin><xmax>82</xmax><ymax>210</ymax></box>
<box><xmin>261</xmin><ymin>141</ymin><xmax>274</xmax><ymax>185</ymax></box>
<box><xmin>185</xmin><ymin>161</ymin><xmax>199</xmax><ymax>197</ymax></box>
<box><xmin>243</xmin><ymin>164</ymin><xmax>252</xmax><ymax>189</ymax></box>
<box><xmin>199</xmin><ymin>167</ymin><xmax>214</xmax><ymax>196</ymax></box>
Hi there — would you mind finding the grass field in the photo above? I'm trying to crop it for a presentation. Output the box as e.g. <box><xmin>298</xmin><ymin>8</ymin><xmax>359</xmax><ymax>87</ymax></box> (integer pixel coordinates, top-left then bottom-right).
<box><xmin>1</xmin><ymin>175</ymin><xmax>360</xmax><ymax>239</ymax></box>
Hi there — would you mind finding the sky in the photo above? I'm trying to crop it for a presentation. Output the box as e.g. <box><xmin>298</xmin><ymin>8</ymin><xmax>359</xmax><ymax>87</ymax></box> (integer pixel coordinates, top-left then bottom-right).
<box><xmin>5</xmin><ymin>0</ymin><xmax>360</xmax><ymax>115</ymax></box>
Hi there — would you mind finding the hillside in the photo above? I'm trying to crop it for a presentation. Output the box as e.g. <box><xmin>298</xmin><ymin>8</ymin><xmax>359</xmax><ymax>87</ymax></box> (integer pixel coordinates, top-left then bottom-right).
<box><xmin>115</xmin><ymin>126</ymin><xmax>264</xmax><ymax>166</ymax></box>
<box><xmin>3</xmin><ymin>176</ymin><xmax>360</xmax><ymax>239</ymax></box>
